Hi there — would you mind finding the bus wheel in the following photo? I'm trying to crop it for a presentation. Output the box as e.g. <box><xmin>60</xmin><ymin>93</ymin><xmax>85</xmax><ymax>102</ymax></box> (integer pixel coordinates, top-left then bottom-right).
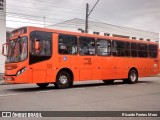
<box><xmin>103</xmin><ymin>80</ymin><xmax>114</xmax><ymax>84</ymax></box>
<box><xmin>55</xmin><ymin>71</ymin><xmax>71</xmax><ymax>89</ymax></box>
<box><xmin>36</xmin><ymin>83</ymin><xmax>49</xmax><ymax>88</ymax></box>
<box><xmin>127</xmin><ymin>69</ymin><xmax>138</xmax><ymax>84</ymax></box>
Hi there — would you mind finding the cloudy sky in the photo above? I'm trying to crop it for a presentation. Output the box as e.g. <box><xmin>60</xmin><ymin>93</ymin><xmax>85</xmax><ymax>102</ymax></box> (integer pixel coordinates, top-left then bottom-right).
<box><xmin>6</xmin><ymin>0</ymin><xmax>160</xmax><ymax>33</ymax></box>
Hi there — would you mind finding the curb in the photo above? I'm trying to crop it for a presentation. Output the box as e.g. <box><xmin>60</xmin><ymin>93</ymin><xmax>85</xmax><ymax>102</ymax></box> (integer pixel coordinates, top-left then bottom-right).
<box><xmin>0</xmin><ymin>80</ymin><xmax>11</xmax><ymax>85</ymax></box>
<box><xmin>0</xmin><ymin>80</ymin><xmax>5</xmax><ymax>85</ymax></box>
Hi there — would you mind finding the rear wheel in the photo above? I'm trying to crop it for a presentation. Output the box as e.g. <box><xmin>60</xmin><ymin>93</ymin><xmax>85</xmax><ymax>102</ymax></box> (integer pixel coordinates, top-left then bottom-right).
<box><xmin>36</xmin><ymin>83</ymin><xmax>49</xmax><ymax>88</ymax></box>
<box><xmin>124</xmin><ymin>69</ymin><xmax>138</xmax><ymax>84</ymax></box>
<box><xmin>54</xmin><ymin>71</ymin><xmax>71</xmax><ymax>89</ymax></box>
<box><xmin>103</xmin><ymin>80</ymin><xmax>114</xmax><ymax>84</ymax></box>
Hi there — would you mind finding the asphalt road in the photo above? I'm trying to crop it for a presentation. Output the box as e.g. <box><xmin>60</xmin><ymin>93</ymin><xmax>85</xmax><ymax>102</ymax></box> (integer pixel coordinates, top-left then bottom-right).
<box><xmin>0</xmin><ymin>77</ymin><xmax>160</xmax><ymax>120</ymax></box>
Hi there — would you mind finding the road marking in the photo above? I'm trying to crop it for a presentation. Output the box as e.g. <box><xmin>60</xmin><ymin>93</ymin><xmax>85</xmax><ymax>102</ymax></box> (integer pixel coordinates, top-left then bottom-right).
<box><xmin>138</xmin><ymin>83</ymin><xmax>147</xmax><ymax>85</ymax></box>
<box><xmin>0</xmin><ymin>93</ymin><xmax>19</xmax><ymax>97</ymax></box>
<box><xmin>34</xmin><ymin>90</ymin><xmax>55</xmax><ymax>94</ymax></box>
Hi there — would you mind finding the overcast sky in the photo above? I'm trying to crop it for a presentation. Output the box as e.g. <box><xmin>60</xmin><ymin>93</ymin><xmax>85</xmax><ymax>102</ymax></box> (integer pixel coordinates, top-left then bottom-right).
<box><xmin>6</xmin><ymin>0</ymin><xmax>160</xmax><ymax>33</ymax></box>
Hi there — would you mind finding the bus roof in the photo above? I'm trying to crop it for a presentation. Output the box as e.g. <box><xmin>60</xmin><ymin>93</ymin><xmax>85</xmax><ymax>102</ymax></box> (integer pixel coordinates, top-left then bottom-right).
<box><xmin>12</xmin><ymin>26</ymin><xmax>159</xmax><ymax>45</ymax></box>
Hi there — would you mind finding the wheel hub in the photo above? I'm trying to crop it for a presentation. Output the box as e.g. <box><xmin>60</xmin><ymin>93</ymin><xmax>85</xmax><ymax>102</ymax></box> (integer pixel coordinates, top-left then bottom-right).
<box><xmin>59</xmin><ymin>75</ymin><xmax>68</xmax><ymax>84</ymax></box>
<box><xmin>130</xmin><ymin>73</ymin><xmax>136</xmax><ymax>82</ymax></box>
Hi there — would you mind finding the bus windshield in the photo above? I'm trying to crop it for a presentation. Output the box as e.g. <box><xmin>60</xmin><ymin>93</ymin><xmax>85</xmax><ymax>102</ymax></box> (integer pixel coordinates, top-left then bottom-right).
<box><xmin>6</xmin><ymin>36</ymin><xmax>28</xmax><ymax>63</ymax></box>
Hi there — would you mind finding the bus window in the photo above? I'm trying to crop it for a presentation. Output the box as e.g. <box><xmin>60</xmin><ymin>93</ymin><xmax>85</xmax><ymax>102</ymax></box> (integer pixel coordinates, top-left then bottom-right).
<box><xmin>38</xmin><ymin>40</ymin><xmax>51</xmax><ymax>56</ymax></box>
<box><xmin>30</xmin><ymin>31</ymin><xmax>52</xmax><ymax>64</ymax></box>
<box><xmin>125</xmin><ymin>42</ymin><xmax>131</xmax><ymax>57</ymax></box>
<box><xmin>79</xmin><ymin>37</ymin><xmax>95</xmax><ymax>55</ymax></box>
<box><xmin>58</xmin><ymin>34</ymin><xmax>77</xmax><ymax>55</ymax></box>
<box><xmin>138</xmin><ymin>43</ymin><xmax>148</xmax><ymax>58</ymax></box>
<box><xmin>149</xmin><ymin>44</ymin><xmax>158</xmax><ymax>58</ymax></box>
<box><xmin>112</xmin><ymin>40</ymin><xmax>125</xmax><ymax>57</ymax></box>
<box><xmin>97</xmin><ymin>39</ymin><xmax>111</xmax><ymax>56</ymax></box>
<box><xmin>19</xmin><ymin>37</ymin><xmax>28</xmax><ymax>61</ymax></box>
<box><xmin>131</xmin><ymin>42</ymin><xmax>137</xmax><ymax>57</ymax></box>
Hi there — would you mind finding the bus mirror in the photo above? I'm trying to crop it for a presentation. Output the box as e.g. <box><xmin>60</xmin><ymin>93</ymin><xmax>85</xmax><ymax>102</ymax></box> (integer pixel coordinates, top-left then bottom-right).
<box><xmin>2</xmin><ymin>43</ymin><xmax>7</xmax><ymax>56</ymax></box>
<box><xmin>35</xmin><ymin>39</ymin><xmax>40</xmax><ymax>50</ymax></box>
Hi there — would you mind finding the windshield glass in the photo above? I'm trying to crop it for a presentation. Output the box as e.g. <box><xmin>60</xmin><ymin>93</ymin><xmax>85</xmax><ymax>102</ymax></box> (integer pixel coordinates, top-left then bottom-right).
<box><xmin>6</xmin><ymin>37</ymin><xmax>28</xmax><ymax>63</ymax></box>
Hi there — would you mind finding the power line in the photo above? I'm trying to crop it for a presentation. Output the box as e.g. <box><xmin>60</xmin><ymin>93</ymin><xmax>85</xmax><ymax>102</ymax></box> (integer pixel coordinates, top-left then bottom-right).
<box><xmin>2</xmin><ymin>17</ymin><xmax>158</xmax><ymax>41</ymax></box>
<box><xmin>88</xmin><ymin>0</ymin><xmax>100</xmax><ymax>16</ymax></box>
<box><xmin>9</xmin><ymin>0</ymin><xmax>86</xmax><ymax>7</ymax></box>
<box><xmin>4</xmin><ymin>8</ymin><xmax>155</xmax><ymax>31</ymax></box>
<box><xmin>8</xmin><ymin>0</ymin><xmax>85</xmax><ymax>10</ymax></box>
<box><xmin>1</xmin><ymin>18</ymin><xmax>85</xmax><ymax>29</ymax></box>
<box><xmin>2</xmin><ymin>12</ymin><xmax>156</xmax><ymax>37</ymax></box>
<box><xmin>5</xmin><ymin>0</ymin><xmax>154</xmax><ymax>31</ymax></box>
<box><xmin>2</xmin><ymin>11</ymin><xmax>69</xmax><ymax>21</ymax></box>
<box><xmin>6</xmin><ymin>14</ymin><xmax>64</xmax><ymax>23</ymax></box>
<box><xmin>4</xmin><ymin>0</ymin><xmax>159</xmax><ymax>34</ymax></box>
<box><xmin>6</xmin><ymin>4</ymin><xmax>84</xmax><ymax>15</ymax></box>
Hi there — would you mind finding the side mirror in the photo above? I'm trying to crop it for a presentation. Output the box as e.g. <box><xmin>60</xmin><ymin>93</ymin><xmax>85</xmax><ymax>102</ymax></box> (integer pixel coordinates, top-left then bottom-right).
<box><xmin>34</xmin><ymin>39</ymin><xmax>40</xmax><ymax>50</ymax></box>
<box><xmin>2</xmin><ymin>43</ymin><xmax>7</xmax><ymax>56</ymax></box>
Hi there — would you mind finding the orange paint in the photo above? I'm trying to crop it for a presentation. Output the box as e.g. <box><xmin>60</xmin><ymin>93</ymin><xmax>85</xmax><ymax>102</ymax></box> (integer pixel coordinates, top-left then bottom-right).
<box><xmin>3</xmin><ymin>26</ymin><xmax>160</xmax><ymax>84</ymax></box>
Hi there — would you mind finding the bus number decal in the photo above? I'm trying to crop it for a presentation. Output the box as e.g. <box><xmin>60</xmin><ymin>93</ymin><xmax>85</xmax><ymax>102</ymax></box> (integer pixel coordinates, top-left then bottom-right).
<box><xmin>83</xmin><ymin>58</ymin><xmax>92</xmax><ymax>65</ymax></box>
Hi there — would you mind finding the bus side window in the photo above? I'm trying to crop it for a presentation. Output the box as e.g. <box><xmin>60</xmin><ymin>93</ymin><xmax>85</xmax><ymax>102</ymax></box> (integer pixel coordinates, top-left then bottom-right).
<box><xmin>125</xmin><ymin>42</ymin><xmax>131</xmax><ymax>57</ymax></box>
<box><xmin>149</xmin><ymin>44</ymin><xmax>158</xmax><ymax>58</ymax></box>
<box><xmin>79</xmin><ymin>37</ymin><xmax>95</xmax><ymax>55</ymax></box>
<box><xmin>97</xmin><ymin>39</ymin><xmax>111</xmax><ymax>56</ymax></box>
<box><xmin>58</xmin><ymin>34</ymin><xmax>77</xmax><ymax>55</ymax></box>
<box><xmin>33</xmin><ymin>40</ymin><xmax>51</xmax><ymax>56</ymax></box>
<box><xmin>138</xmin><ymin>43</ymin><xmax>148</xmax><ymax>58</ymax></box>
<box><xmin>131</xmin><ymin>42</ymin><xmax>137</xmax><ymax>57</ymax></box>
<box><xmin>112</xmin><ymin>40</ymin><xmax>125</xmax><ymax>57</ymax></box>
<box><xmin>29</xmin><ymin>31</ymin><xmax>52</xmax><ymax>64</ymax></box>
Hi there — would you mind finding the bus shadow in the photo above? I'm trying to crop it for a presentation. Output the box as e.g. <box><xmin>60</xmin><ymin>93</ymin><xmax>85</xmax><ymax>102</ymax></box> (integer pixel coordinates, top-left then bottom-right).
<box><xmin>5</xmin><ymin>80</ymin><xmax>154</xmax><ymax>93</ymax></box>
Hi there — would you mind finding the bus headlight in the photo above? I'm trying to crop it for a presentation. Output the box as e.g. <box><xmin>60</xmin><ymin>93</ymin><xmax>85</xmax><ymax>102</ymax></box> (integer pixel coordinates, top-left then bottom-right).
<box><xmin>16</xmin><ymin>67</ymin><xmax>26</xmax><ymax>76</ymax></box>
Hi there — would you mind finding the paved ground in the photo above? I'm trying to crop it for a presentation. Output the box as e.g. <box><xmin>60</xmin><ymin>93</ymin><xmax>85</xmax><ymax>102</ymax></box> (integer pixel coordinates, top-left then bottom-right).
<box><xmin>0</xmin><ymin>77</ymin><xmax>160</xmax><ymax>120</ymax></box>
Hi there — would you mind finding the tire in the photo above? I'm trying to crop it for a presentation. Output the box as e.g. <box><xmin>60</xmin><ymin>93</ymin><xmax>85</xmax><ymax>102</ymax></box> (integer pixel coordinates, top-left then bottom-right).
<box><xmin>55</xmin><ymin>71</ymin><xmax>71</xmax><ymax>89</ymax></box>
<box><xmin>103</xmin><ymin>80</ymin><xmax>114</xmax><ymax>84</ymax></box>
<box><xmin>37</xmin><ymin>83</ymin><xmax>49</xmax><ymax>88</ymax></box>
<box><xmin>127</xmin><ymin>69</ymin><xmax>138</xmax><ymax>84</ymax></box>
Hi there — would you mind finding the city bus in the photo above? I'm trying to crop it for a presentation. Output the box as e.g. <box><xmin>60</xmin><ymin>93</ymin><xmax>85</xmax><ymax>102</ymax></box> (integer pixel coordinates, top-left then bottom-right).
<box><xmin>2</xmin><ymin>26</ymin><xmax>159</xmax><ymax>89</ymax></box>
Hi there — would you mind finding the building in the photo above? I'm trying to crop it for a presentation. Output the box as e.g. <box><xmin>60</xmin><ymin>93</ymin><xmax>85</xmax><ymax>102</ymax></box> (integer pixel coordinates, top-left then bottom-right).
<box><xmin>48</xmin><ymin>18</ymin><xmax>159</xmax><ymax>43</ymax></box>
<box><xmin>0</xmin><ymin>0</ymin><xmax>6</xmax><ymax>73</ymax></box>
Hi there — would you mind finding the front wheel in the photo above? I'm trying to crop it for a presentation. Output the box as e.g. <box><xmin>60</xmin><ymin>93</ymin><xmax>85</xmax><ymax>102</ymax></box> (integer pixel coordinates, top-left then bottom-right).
<box><xmin>36</xmin><ymin>83</ymin><xmax>49</xmax><ymax>88</ymax></box>
<box><xmin>54</xmin><ymin>71</ymin><xmax>71</xmax><ymax>89</ymax></box>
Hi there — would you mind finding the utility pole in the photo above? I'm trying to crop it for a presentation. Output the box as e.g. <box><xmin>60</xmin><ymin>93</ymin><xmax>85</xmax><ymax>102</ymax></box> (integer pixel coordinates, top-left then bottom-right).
<box><xmin>85</xmin><ymin>0</ymin><xmax>100</xmax><ymax>33</ymax></box>
<box><xmin>85</xmin><ymin>3</ymin><xmax>89</xmax><ymax>33</ymax></box>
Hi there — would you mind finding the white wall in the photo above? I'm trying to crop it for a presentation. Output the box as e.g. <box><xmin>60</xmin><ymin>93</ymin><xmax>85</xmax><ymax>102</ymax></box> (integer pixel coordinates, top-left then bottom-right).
<box><xmin>0</xmin><ymin>0</ymin><xmax>6</xmax><ymax>73</ymax></box>
<box><xmin>159</xmin><ymin>34</ymin><xmax>160</xmax><ymax>48</ymax></box>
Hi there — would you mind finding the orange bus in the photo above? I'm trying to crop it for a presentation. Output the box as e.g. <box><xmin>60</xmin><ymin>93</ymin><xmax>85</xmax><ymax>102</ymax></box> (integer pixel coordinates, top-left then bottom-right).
<box><xmin>2</xmin><ymin>26</ymin><xmax>160</xmax><ymax>89</ymax></box>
